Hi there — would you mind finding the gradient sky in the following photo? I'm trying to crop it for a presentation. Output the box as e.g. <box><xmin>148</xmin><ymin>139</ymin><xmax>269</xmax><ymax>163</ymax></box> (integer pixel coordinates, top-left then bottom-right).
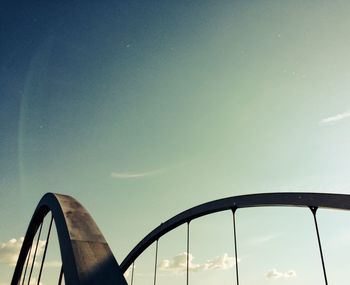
<box><xmin>2</xmin><ymin>1</ymin><xmax>350</xmax><ymax>284</ymax></box>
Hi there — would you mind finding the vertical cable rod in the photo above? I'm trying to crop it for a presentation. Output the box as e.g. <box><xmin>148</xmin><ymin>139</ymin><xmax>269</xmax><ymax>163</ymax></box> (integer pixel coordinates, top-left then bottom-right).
<box><xmin>310</xmin><ymin>206</ymin><xmax>328</xmax><ymax>285</ymax></box>
<box><xmin>153</xmin><ymin>239</ymin><xmax>159</xmax><ymax>285</ymax></box>
<box><xmin>130</xmin><ymin>262</ymin><xmax>135</xmax><ymax>285</ymax></box>
<box><xmin>37</xmin><ymin>214</ymin><xmax>54</xmax><ymax>284</ymax></box>
<box><xmin>186</xmin><ymin>221</ymin><xmax>190</xmax><ymax>285</ymax></box>
<box><xmin>21</xmin><ymin>244</ymin><xmax>32</xmax><ymax>285</ymax></box>
<box><xmin>27</xmin><ymin>222</ymin><xmax>43</xmax><ymax>285</ymax></box>
<box><xmin>58</xmin><ymin>265</ymin><xmax>63</xmax><ymax>285</ymax></box>
<box><xmin>232</xmin><ymin>209</ymin><xmax>240</xmax><ymax>285</ymax></box>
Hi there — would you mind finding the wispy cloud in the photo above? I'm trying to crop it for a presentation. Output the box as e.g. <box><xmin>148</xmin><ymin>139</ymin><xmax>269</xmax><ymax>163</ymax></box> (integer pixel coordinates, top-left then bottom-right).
<box><xmin>247</xmin><ymin>234</ymin><xmax>280</xmax><ymax>246</ymax></box>
<box><xmin>110</xmin><ymin>168</ymin><xmax>166</xmax><ymax>179</ymax></box>
<box><xmin>320</xmin><ymin>110</ymin><xmax>350</xmax><ymax>125</ymax></box>
<box><xmin>265</xmin><ymin>269</ymin><xmax>296</xmax><ymax>279</ymax></box>
<box><xmin>158</xmin><ymin>252</ymin><xmax>239</xmax><ymax>273</ymax></box>
<box><xmin>111</xmin><ymin>161</ymin><xmax>190</xmax><ymax>179</ymax></box>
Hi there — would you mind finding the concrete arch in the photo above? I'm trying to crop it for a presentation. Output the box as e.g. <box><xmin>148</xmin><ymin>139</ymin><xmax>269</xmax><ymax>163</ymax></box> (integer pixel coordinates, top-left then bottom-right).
<box><xmin>11</xmin><ymin>193</ymin><xmax>127</xmax><ymax>285</ymax></box>
<box><xmin>120</xmin><ymin>192</ymin><xmax>350</xmax><ymax>272</ymax></box>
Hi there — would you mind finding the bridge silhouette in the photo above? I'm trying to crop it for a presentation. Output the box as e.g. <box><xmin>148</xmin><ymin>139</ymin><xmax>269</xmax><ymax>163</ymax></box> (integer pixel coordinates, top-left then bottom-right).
<box><xmin>11</xmin><ymin>192</ymin><xmax>350</xmax><ymax>285</ymax></box>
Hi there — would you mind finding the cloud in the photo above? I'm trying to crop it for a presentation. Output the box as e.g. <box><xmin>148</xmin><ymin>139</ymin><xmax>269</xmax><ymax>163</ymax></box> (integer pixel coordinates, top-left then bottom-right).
<box><xmin>320</xmin><ymin>110</ymin><xmax>350</xmax><ymax>125</ymax></box>
<box><xmin>111</xmin><ymin>161</ymin><xmax>190</xmax><ymax>179</ymax></box>
<box><xmin>265</xmin><ymin>269</ymin><xmax>296</xmax><ymax>279</ymax></box>
<box><xmin>0</xmin><ymin>237</ymin><xmax>31</xmax><ymax>266</ymax></box>
<box><xmin>158</xmin><ymin>252</ymin><xmax>239</xmax><ymax>273</ymax></box>
<box><xmin>248</xmin><ymin>234</ymin><xmax>279</xmax><ymax>246</ymax></box>
<box><xmin>110</xmin><ymin>168</ymin><xmax>166</xmax><ymax>179</ymax></box>
<box><xmin>201</xmin><ymin>254</ymin><xmax>237</xmax><ymax>270</ymax></box>
<box><xmin>0</xmin><ymin>237</ymin><xmax>60</xmax><ymax>268</ymax></box>
<box><xmin>0</xmin><ymin>238</ymin><xmax>47</xmax><ymax>285</ymax></box>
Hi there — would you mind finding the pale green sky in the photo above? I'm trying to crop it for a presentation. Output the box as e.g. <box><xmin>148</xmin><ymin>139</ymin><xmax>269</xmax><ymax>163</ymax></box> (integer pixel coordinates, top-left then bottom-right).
<box><xmin>2</xmin><ymin>0</ymin><xmax>350</xmax><ymax>284</ymax></box>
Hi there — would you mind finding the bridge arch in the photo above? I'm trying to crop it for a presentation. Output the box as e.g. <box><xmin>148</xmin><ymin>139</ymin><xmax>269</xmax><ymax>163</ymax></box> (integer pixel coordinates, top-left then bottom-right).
<box><xmin>11</xmin><ymin>193</ymin><xmax>127</xmax><ymax>285</ymax></box>
<box><xmin>12</xmin><ymin>192</ymin><xmax>350</xmax><ymax>284</ymax></box>
<box><xmin>120</xmin><ymin>192</ymin><xmax>350</xmax><ymax>272</ymax></box>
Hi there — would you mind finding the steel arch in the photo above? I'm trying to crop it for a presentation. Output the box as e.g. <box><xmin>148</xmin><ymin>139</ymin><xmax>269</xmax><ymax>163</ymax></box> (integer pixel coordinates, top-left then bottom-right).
<box><xmin>11</xmin><ymin>193</ymin><xmax>127</xmax><ymax>285</ymax></box>
<box><xmin>120</xmin><ymin>192</ymin><xmax>350</xmax><ymax>272</ymax></box>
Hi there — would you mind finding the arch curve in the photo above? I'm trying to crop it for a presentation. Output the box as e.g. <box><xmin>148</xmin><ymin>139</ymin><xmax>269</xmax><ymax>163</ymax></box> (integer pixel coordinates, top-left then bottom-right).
<box><xmin>11</xmin><ymin>193</ymin><xmax>127</xmax><ymax>285</ymax></box>
<box><xmin>120</xmin><ymin>192</ymin><xmax>350</xmax><ymax>272</ymax></box>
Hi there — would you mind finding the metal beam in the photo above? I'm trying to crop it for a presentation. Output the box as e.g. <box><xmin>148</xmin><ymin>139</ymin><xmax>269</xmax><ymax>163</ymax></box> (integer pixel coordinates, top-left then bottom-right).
<box><xmin>121</xmin><ymin>192</ymin><xmax>350</xmax><ymax>271</ymax></box>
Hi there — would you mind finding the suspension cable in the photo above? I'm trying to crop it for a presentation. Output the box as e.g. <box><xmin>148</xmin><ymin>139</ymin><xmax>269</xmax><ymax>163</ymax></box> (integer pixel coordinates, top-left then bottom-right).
<box><xmin>186</xmin><ymin>221</ymin><xmax>190</xmax><ymax>285</ymax></box>
<box><xmin>153</xmin><ymin>239</ymin><xmax>159</xmax><ymax>285</ymax></box>
<box><xmin>37</xmin><ymin>214</ymin><xmax>54</xmax><ymax>284</ymax></box>
<box><xmin>310</xmin><ymin>206</ymin><xmax>328</xmax><ymax>285</ymax></box>
<box><xmin>232</xmin><ymin>209</ymin><xmax>240</xmax><ymax>285</ymax></box>
<box><xmin>27</xmin><ymin>222</ymin><xmax>43</xmax><ymax>285</ymax></box>
<box><xmin>21</xmin><ymin>244</ymin><xmax>32</xmax><ymax>285</ymax></box>
<box><xmin>130</xmin><ymin>262</ymin><xmax>135</xmax><ymax>285</ymax></box>
<box><xmin>58</xmin><ymin>265</ymin><xmax>63</xmax><ymax>285</ymax></box>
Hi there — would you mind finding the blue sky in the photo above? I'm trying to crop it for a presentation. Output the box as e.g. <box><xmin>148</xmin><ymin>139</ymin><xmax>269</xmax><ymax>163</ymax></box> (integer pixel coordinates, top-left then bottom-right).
<box><xmin>2</xmin><ymin>1</ymin><xmax>350</xmax><ymax>284</ymax></box>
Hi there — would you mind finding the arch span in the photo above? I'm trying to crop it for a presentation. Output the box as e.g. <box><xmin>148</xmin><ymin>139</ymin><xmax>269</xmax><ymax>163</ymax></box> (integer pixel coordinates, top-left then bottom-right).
<box><xmin>120</xmin><ymin>192</ymin><xmax>350</xmax><ymax>272</ymax></box>
<box><xmin>11</xmin><ymin>193</ymin><xmax>127</xmax><ymax>285</ymax></box>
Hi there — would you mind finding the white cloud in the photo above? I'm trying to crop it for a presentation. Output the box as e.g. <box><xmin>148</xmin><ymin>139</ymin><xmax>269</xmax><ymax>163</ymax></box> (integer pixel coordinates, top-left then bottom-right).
<box><xmin>0</xmin><ymin>237</ymin><xmax>60</xmax><ymax>268</ymax></box>
<box><xmin>0</xmin><ymin>237</ymin><xmax>31</xmax><ymax>266</ymax></box>
<box><xmin>110</xmin><ymin>168</ymin><xmax>166</xmax><ymax>179</ymax></box>
<box><xmin>320</xmin><ymin>110</ymin><xmax>350</xmax><ymax>125</ymax></box>
<box><xmin>158</xmin><ymin>252</ymin><xmax>239</xmax><ymax>273</ymax></box>
<box><xmin>248</xmin><ymin>234</ymin><xmax>280</xmax><ymax>246</ymax></box>
<box><xmin>201</xmin><ymin>253</ymin><xmax>237</xmax><ymax>270</ymax></box>
<box><xmin>265</xmin><ymin>269</ymin><xmax>296</xmax><ymax>279</ymax></box>
<box><xmin>0</xmin><ymin>237</ymin><xmax>57</xmax><ymax>285</ymax></box>
<box><xmin>111</xmin><ymin>161</ymin><xmax>190</xmax><ymax>179</ymax></box>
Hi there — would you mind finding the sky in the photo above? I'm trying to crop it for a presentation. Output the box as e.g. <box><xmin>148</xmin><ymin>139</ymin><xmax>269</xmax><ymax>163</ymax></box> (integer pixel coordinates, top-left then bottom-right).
<box><xmin>2</xmin><ymin>0</ymin><xmax>350</xmax><ymax>284</ymax></box>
